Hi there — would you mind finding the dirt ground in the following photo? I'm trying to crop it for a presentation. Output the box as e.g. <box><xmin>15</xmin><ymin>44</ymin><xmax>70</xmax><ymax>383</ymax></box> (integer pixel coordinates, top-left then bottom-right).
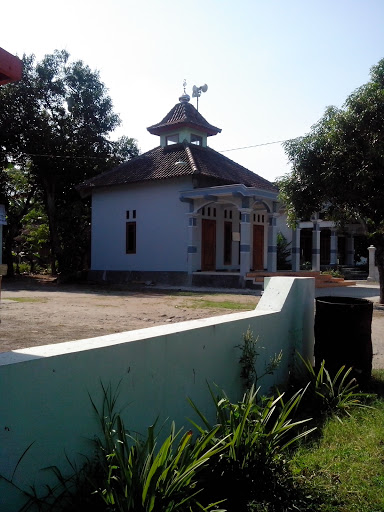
<box><xmin>1</xmin><ymin>275</ymin><xmax>383</xmax><ymax>370</ymax></box>
<box><xmin>0</xmin><ymin>276</ymin><xmax>259</xmax><ymax>353</ymax></box>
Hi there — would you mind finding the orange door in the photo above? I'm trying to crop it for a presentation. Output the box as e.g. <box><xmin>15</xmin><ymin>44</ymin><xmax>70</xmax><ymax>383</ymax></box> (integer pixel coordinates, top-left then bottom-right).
<box><xmin>252</xmin><ymin>225</ymin><xmax>264</xmax><ymax>270</ymax></box>
<box><xmin>201</xmin><ymin>219</ymin><xmax>216</xmax><ymax>270</ymax></box>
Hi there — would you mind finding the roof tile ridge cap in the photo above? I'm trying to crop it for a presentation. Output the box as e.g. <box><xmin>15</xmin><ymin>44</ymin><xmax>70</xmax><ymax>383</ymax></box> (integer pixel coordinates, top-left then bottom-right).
<box><xmin>184</xmin><ymin>143</ymin><xmax>199</xmax><ymax>173</ymax></box>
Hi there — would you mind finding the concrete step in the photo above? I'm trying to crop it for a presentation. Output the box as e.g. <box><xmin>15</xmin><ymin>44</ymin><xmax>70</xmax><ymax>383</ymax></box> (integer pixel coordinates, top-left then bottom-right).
<box><xmin>245</xmin><ymin>271</ymin><xmax>356</xmax><ymax>289</ymax></box>
<box><xmin>339</xmin><ymin>266</ymin><xmax>369</xmax><ymax>280</ymax></box>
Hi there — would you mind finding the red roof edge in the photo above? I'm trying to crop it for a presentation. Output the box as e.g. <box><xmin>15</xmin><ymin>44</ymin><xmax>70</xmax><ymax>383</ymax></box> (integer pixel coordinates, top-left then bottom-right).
<box><xmin>147</xmin><ymin>121</ymin><xmax>221</xmax><ymax>137</ymax></box>
<box><xmin>0</xmin><ymin>48</ymin><xmax>23</xmax><ymax>85</ymax></box>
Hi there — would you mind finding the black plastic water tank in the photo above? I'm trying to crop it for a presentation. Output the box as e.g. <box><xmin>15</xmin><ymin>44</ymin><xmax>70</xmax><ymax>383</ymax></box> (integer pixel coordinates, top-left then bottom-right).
<box><xmin>314</xmin><ymin>296</ymin><xmax>373</xmax><ymax>385</ymax></box>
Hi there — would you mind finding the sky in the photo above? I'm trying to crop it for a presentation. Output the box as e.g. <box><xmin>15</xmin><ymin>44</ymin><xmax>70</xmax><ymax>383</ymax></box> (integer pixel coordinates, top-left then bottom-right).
<box><xmin>3</xmin><ymin>0</ymin><xmax>384</xmax><ymax>183</ymax></box>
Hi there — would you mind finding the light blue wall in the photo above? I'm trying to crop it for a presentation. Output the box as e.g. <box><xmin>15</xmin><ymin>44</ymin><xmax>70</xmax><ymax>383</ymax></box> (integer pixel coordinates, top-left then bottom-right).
<box><xmin>91</xmin><ymin>177</ymin><xmax>193</xmax><ymax>271</ymax></box>
<box><xmin>0</xmin><ymin>277</ymin><xmax>315</xmax><ymax>511</ymax></box>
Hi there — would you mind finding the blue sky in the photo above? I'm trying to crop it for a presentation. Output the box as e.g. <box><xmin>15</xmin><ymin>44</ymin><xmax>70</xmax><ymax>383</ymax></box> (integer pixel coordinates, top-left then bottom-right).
<box><xmin>3</xmin><ymin>0</ymin><xmax>384</xmax><ymax>182</ymax></box>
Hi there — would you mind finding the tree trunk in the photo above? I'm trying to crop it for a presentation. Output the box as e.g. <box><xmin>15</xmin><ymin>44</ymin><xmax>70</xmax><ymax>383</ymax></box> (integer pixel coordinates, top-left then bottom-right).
<box><xmin>3</xmin><ymin>226</ymin><xmax>14</xmax><ymax>277</ymax></box>
<box><xmin>375</xmin><ymin>243</ymin><xmax>384</xmax><ymax>304</ymax></box>
<box><xmin>43</xmin><ymin>181</ymin><xmax>61</xmax><ymax>276</ymax></box>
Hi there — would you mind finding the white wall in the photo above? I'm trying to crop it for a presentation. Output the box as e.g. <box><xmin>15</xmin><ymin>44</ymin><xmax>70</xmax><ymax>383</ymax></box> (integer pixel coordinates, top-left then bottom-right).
<box><xmin>91</xmin><ymin>177</ymin><xmax>192</xmax><ymax>271</ymax></box>
<box><xmin>0</xmin><ymin>277</ymin><xmax>315</xmax><ymax>511</ymax></box>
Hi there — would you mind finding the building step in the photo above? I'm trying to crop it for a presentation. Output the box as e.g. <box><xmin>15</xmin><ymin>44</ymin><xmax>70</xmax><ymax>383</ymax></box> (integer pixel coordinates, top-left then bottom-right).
<box><xmin>245</xmin><ymin>271</ymin><xmax>356</xmax><ymax>289</ymax></box>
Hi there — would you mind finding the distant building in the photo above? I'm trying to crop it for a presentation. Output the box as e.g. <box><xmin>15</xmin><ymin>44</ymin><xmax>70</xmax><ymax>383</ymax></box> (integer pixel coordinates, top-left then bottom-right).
<box><xmin>79</xmin><ymin>89</ymin><xmax>280</xmax><ymax>288</ymax></box>
<box><xmin>79</xmin><ymin>88</ymin><xmax>363</xmax><ymax>288</ymax></box>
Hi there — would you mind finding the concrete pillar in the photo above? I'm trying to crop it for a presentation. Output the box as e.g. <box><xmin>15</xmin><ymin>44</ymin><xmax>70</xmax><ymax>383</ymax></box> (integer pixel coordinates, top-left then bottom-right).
<box><xmin>330</xmin><ymin>229</ymin><xmax>338</xmax><ymax>266</ymax></box>
<box><xmin>267</xmin><ymin>214</ymin><xmax>278</xmax><ymax>272</ymax></box>
<box><xmin>291</xmin><ymin>227</ymin><xmax>301</xmax><ymax>271</ymax></box>
<box><xmin>312</xmin><ymin>222</ymin><xmax>321</xmax><ymax>271</ymax></box>
<box><xmin>239</xmin><ymin>208</ymin><xmax>252</xmax><ymax>277</ymax></box>
<box><xmin>368</xmin><ymin>245</ymin><xmax>379</xmax><ymax>281</ymax></box>
<box><xmin>187</xmin><ymin>213</ymin><xmax>199</xmax><ymax>274</ymax></box>
<box><xmin>346</xmin><ymin>234</ymin><xmax>355</xmax><ymax>266</ymax></box>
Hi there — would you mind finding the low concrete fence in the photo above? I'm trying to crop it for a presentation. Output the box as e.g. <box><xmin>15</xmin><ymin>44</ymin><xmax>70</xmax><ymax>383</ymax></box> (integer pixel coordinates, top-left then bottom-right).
<box><xmin>0</xmin><ymin>277</ymin><xmax>314</xmax><ymax>511</ymax></box>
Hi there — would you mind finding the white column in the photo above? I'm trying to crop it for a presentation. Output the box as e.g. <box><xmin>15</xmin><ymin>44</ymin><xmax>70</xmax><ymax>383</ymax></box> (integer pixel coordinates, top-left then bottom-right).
<box><xmin>330</xmin><ymin>229</ymin><xmax>338</xmax><ymax>265</ymax></box>
<box><xmin>187</xmin><ymin>213</ymin><xmax>199</xmax><ymax>274</ymax></box>
<box><xmin>267</xmin><ymin>213</ymin><xmax>278</xmax><ymax>272</ymax></box>
<box><xmin>368</xmin><ymin>245</ymin><xmax>379</xmax><ymax>281</ymax></box>
<box><xmin>291</xmin><ymin>227</ymin><xmax>301</xmax><ymax>271</ymax></box>
<box><xmin>312</xmin><ymin>222</ymin><xmax>321</xmax><ymax>271</ymax></box>
<box><xmin>346</xmin><ymin>234</ymin><xmax>355</xmax><ymax>266</ymax></box>
<box><xmin>239</xmin><ymin>208</ymin><xmax>252</xmax><ymax>277</ymax></box>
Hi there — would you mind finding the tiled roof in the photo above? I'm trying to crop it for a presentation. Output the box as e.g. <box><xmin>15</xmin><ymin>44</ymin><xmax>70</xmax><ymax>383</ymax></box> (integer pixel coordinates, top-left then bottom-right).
<box><xmin>147</xmin><ymin>102</ymin><xmax>221</xmax><ymax>136</ymax></box>
<box><xmin>78</xmin><ymin>142</ymin><xmax>278</xmax><ymax>196</ymax></box>
<box><xmin>189</xmin><ymin>144</ymin><xmax>277</xmax><ymax>191</ymax></box>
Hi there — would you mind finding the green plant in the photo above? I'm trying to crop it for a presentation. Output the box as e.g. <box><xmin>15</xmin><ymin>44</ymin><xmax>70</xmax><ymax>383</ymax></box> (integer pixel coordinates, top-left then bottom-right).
<box><xmin>11</xmin><ymin>383</ymin><xmax>228</xmax><ymax>512</ymax></box>
<box><xmin>300</xmin><ymin>261</ymin><xmax>312</xmax><ymax>270</ymax></box>
<box><xmin>320</xmin><ymin>268</ymin><xmax>343</xmax><ymax>278</ymax></box>
<box><xmin>190</xmin><ymin>385</ymin><xmax>314</xmax><ymax>468</ymax></box>
<box><xmin>276</xmin><ymin>232</ymin><xmax>291</xmax><ymax>270</ymax></box>
<box><xmin>299</xmin><ymin>356</ymin><xmax>374</xmax><ymax>420</ymax></box>
<box><xmin>236</xmin><ymin>328</ymin><xmax>282</xmax><ymax>389</ymax></box>
<box><xmin>188</xmin><ymin>385</ymin><xmax>316</xmax><ymax>510</ymax></box>
<box><xmin>13</xmin><ymin>261</ymin><xmax>31</xmax><ymax>274</ymax></box>
<box><xmin>89</xmin><ymin>383</ymin><xmax>227</xmax><ymax>512</ymax></box>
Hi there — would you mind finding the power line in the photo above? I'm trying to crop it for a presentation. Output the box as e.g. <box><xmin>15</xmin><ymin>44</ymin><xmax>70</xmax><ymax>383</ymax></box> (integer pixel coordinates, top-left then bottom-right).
<box><xmin>26</xmin><ymin>153</ymin><xmax>105</xmax><ymax>160</ymax></box>
<box><xmin>10</xmin><ymin>136</ymin><xmax>297</xmax><ymax>161</ymax></box>
<box><xmin>218</xmin><ymin>138</ymin><xmax>294</xmax><ymax>153</ymax></box>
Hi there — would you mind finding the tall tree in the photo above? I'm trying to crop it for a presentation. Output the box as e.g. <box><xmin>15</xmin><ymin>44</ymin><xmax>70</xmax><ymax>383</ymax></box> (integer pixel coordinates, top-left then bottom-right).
<box><xmin>279</xmin><ymin>58</ymin><xmax>384</xmax><ymax>303</ymax></box>
<box><xmin>0</xmin><ymin>50</ymin><xmax>139</xmax><ymax>275</ymax></box>
<box><xmin>0</xmin><ymin>165</ymin><xmax>40</xmax><ymax>277</ymax></box>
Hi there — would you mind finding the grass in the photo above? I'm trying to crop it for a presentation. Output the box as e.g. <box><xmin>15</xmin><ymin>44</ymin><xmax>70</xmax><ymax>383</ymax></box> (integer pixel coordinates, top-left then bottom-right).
<box><xmin>6</xmin><ymin>297</ymin><xmax>48</xmax><ymax>303</ymax></box>
<box><xmin>185</xmin><ymin>299</ymin><xmax>256</xmax><ymax>311</ymax></box>
<box><xmin>291</xmin><ymin>369</ymin><xmax>384</xmax><ymax>512</ymax></box>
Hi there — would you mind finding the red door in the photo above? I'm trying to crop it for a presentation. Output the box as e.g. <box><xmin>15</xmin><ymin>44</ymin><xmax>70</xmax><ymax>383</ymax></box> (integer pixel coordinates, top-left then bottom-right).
<box><xmin>201</xmin><ymin>219</ymin><xmax>216</xmax><ymax>270</ymax></box>
<box><xmin>252</xmin><ymin>225</ymin><xmax>264</xmax><ymax>270</ymax></box>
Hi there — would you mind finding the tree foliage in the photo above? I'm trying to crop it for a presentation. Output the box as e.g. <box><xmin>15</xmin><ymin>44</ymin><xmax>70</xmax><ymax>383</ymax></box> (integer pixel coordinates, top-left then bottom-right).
<box><xmin>278</xmin><ymin>58</ymin><xmax>384</xmax><ymax>302</ymax></box>
<box><xmin>0</xmin><ymin>50</ymin><xmax>139</xmax><ymax>276</ymax></box>
<box><xmin>276</xmin><ymin>232</ymin><xmax>291</xmax><ymax>270</ymax></box>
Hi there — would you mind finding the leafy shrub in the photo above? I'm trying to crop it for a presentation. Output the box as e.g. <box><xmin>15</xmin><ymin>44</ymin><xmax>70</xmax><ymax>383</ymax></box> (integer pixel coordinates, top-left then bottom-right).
<box><xmin>298</xmin><ymin>356</ymin><xmax>374</xmax><ymax>420</ymax></box>
<box><xmin>276</xmin><ymin>232</ymin><xmax>291</xmax><ymax>270</ymax></box>
<box><xmin>188</xmin><ymin>385</ymin><xmax>315</xmax><ymax>510</ymax></box>
<box><xmin>321</xmin><ymin>268</ymin><xmax>343</xmax><ymax>278</ymax></box>
<box><xmin>89</xmin><ymin>383</ymin><xmax>228</xmax><ymax>512</ymax></box>
<box><xmin>16</xmin><ymin>383</ymin><xmax>227</xmax><ymax>512</ymax></box>
<box><xmin>13</xmin><ymin>261</ymin><xmax>31</xmax><ymax>274</ymax></box>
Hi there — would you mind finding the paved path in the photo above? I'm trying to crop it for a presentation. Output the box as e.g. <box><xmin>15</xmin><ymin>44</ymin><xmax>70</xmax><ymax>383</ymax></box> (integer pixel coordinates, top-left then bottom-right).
<box><xmin>315</xmin><ymin>282</ymin><xmax>384</xmax><ymax>369</ymax></box>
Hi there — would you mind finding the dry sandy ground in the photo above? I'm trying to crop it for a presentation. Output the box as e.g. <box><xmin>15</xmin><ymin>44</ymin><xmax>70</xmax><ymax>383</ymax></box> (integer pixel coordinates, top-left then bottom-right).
<box><xmin>0</xmin><ymin>276</ymin><xmax>259</xmax><ymax>353</ymax></box>
<box><xmin>1</xmin><ymin>276</ymin><xmax>383</xmax><ymax>369</ymax></box>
